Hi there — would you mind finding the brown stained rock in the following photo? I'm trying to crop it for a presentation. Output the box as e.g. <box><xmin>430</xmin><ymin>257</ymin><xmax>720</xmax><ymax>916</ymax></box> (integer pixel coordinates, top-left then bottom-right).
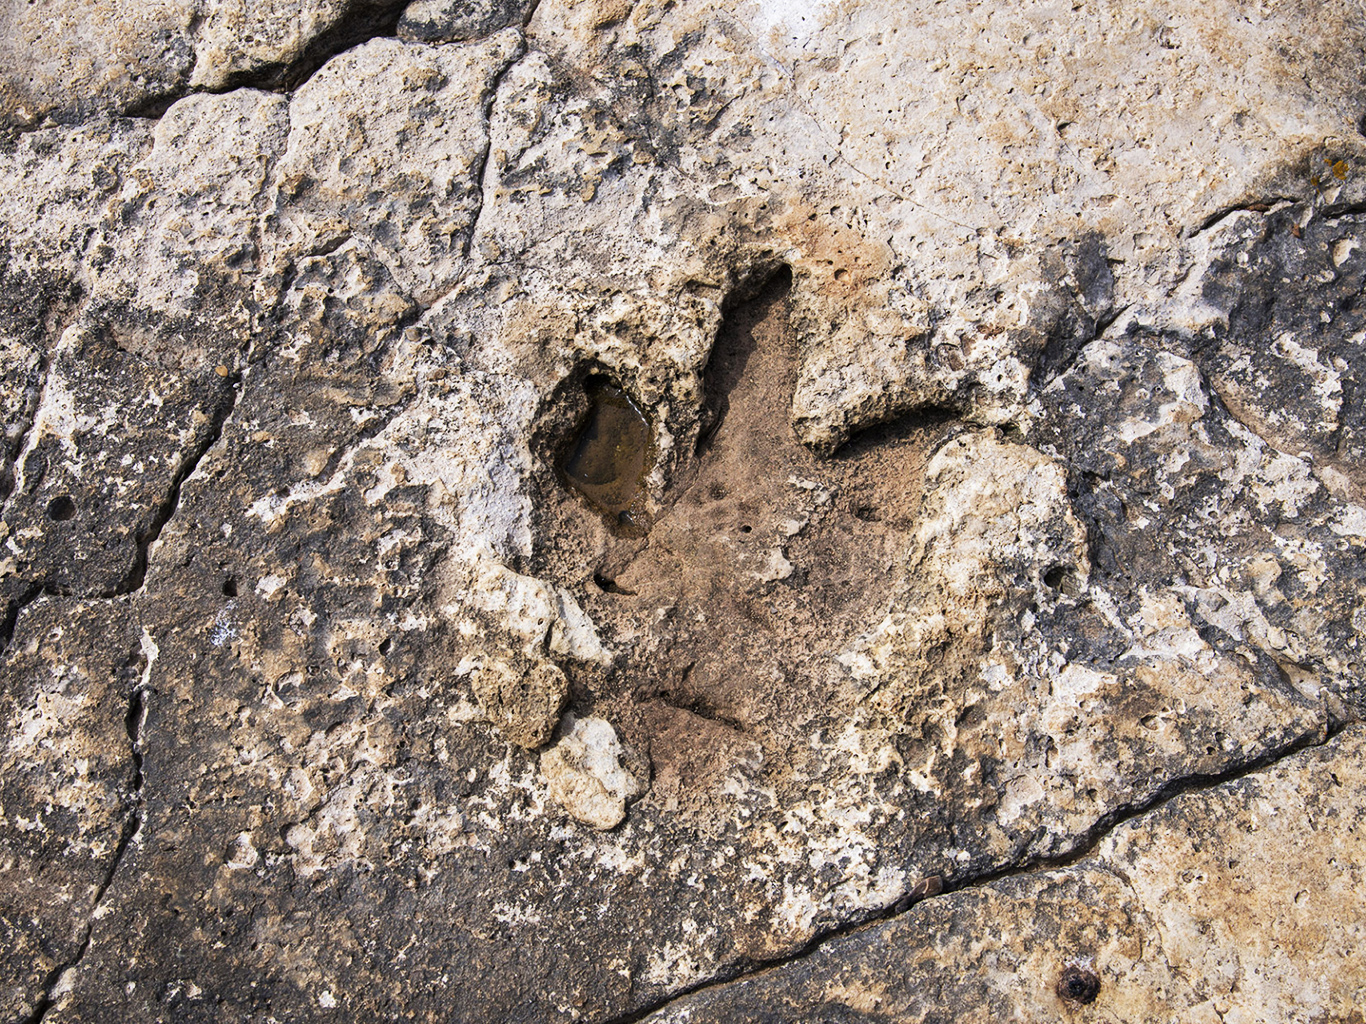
<box><xmin>528</xmin><ymin>269</ymin><xmax>948</xmax><ymax>833</ymax></box>
<box><xmin>639</xmin><ymin>701</ymin><xmax>758</xmax><ymax>827</ymax></box>
<box><xmin>560</xmin><ymin>380</ymin><xmax>653</xmax><ymax>524</ymax></box>
<box><xmin>469</xmin><ymin>655</ymin><xmax>567</xmax><ymax>748</ymax></box>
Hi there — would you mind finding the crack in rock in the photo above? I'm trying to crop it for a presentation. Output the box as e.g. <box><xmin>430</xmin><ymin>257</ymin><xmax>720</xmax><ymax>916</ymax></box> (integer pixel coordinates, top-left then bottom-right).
<box><xmin>108</xmin><ymin>373</ymin><xmax>242</xmax><ymax>598</ymax></box>
<box><xmin>5</xmin><ymin>3</ymin><xmax>1366</xmax><ymax>1021</ymax></box>
<box><xmin>1</xmin><ymin>0</ymin><xmax>483</xmax><ymax>134</ymax></box>
<box><xmin>23</xmin><ymin>663</ymin><xmax>150</xmax><ymax>1024</ymax></box>
<box><xmin>615</xmin><ymin>718</ymin><xmax>1351</xmax><ymax>1024</ymax></box>
<box><xmin>0</xmin><ymin>582</ymin><xmax>44</xmax><ymax>658</ymax></box>
<box><xmin>466</xmin><ymin>41</ymin><xmax>531</xmax><ymax>261</ymax></box>
<box><xmin>196</xmin><ymin>0</ymin><xmax>415</xmax><ymax>96</ymax></box>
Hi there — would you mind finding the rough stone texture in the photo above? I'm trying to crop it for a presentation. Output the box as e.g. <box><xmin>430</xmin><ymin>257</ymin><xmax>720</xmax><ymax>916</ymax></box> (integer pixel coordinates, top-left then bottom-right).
<box><xmin>0</xmin><ymin>600</ymin><xmax>143</xmax><ymax>1024</ymax></box>
<box><xmin>1</xmin><ymin>315</ymin><xmax>235</xmax><ymax>601</ymax></box>
<box><xmin>398</xmin><ymin>0</ymin><xmax>534</xmax><ymax>44</ymax></box>
<box><xmin>0</xmin><ymin>259</ymin><xmax>78</xmax><ymax>503</ymax></box>
<box><xmin>468</xmin><ymin>654</ymin><xmax>568</xmax><ymax>748</ymax></box>
<box><xmin>540</xmin><ymin>714</ymin><xmax>643</xmax><ymax>829</ymax></box>
<box><xmin>2</xmin><ymin>0</ymin><xmax>1366</xmax><ymax>1022</ymax></box>
<box><xmin>264</xmin><ymin>30</ymin><xmax>523</xmax><ymax>304</ymax></box>
<box><xmin>1192</xmin><ymin>207</ymin><xmax>1366</xmax><ymax>505</ymax></box>
<box><xmin>190</xmin><ymin>0</ymin><xmax>409</xmax><ymax>91</ymax></box>
<box><xmin>642</xmin><ymin>725</ymin><xmax>1366</xmax><ymax>1024</ymax></box>
<box><xmin>0</xmin><ymin>0</ymin><xmax>419</xmax><ymax>125</ymax></box>
<box><xmin>0</xmin><ymin>0</ymin><xmax>197</xmax><ymax>127</ymax></box>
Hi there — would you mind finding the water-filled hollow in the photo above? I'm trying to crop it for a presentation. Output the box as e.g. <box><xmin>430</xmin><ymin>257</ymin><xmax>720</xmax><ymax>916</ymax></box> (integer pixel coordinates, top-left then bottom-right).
<box><xmin>558</xmin><ymin>378</ymin><xmax>652</xmax><ymax>528</ymax></box>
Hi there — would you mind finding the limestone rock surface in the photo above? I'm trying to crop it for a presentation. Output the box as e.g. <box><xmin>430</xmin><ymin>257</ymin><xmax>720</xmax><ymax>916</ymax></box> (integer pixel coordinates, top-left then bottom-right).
<box><xmin>0</xmin><ymin>0</ymin><xmax>197</xmax><ymax>127</ymax></box>
<box><xmin>1</xmin><ymin>0</ymin><xmax>1365</xmax><ymax>1022</ymax></box>
<box><xmin>539</xmin><ymin>714</ymin><xmax>643</xmax><ymax>829</ymax></box>
<box><xmin>643</xmin><ymin>725</ymin><xmax>1366</xmax><ymax>1024</ymax></box>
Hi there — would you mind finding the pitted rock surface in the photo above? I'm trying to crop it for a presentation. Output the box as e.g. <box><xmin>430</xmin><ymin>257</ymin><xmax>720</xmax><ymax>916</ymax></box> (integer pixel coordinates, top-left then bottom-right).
<box><xmin>643</xmin><ymin>726</ymin><xmax>1366</xmax><ymax>1024</ymax></box>
<box><xmin>2</xmin><ymin>1</ymin><xmax>1366</xmax><ymax>1022</ymax></box>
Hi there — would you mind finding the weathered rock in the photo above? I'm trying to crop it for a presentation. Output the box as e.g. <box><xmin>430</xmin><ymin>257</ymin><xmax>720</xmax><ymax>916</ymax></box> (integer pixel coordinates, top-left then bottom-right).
<box><xmin>1</xmin><ymin>315</ymin><xmax>235</xmax><ymax>601</ymax></box>
<box><xmin>398</xmin><ymin>0</ymin><xmax>535</xmax><ymax>44</ymax></box>
<box><xmin>0</xmin><ymin>0</ymin><xmax>196</xmax><ymax>128</ymax></box>
<box><xmin>1189</xmin><ymin>207</ymin><xmax>1366</xmax><ymax>506</ymax></box>
<box><xmin>540</xmin><ymin>713</ymin><xmax>642</xmax><ymax>828</ymax></box>
<box><xmin>263</xmin><ymin>30</ymin><xmax>523</xmax><ymax>305</ymax></box>
<box><xmin>641</xmin><ymin>725</ymin><xmax>1366</xmax><ymax>1023</ymax></box>
<box><xmin>1034</xmin><ymin>325</ymin><xmax>1366</xmax><ymax>718</ymax></box>
<box><xmin>2</xmin><ymin>0</ymin><xmax>1366</xmax><ymax>1021</ymax></box>
<box><xmin>0</xmin><ymin>258</ymin><xmax>78</xmax><ymax>502</ymax></box>
<box><xmin>0</xmin><ymin>118</ymin><xmax>152</xmax><ymax>278</ymax></box>
<box><xmin>89</xmin><ymin>89</ymin><xmax>290</xmax><ymax>321</ymax></box>
<box><xmin>190</xmin><ymin>0</ymin><xmax>409</xmax><ymax>91</ymax></box>
<box><xmin>467</xmin><ymin>654</ymin><xmax>568</xmax><ymax>748</ymax></box>
<box><xmin>0</xmin><ymin>90</ymin><xmax>283</xmax><ymax>609</ymax></box>
<box><xmin>0</xmin><ymin>599</ymin><xmax>143</xmax><ymax>1022</ymax></box>
<box><xmin>0</xmin><ymin>0</ymin><xmax>428</xmax><ymax>127</ymax></box>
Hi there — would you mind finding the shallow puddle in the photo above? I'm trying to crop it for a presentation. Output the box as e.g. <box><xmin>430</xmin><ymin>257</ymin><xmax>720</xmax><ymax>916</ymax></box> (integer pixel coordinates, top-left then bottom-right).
<box><xmin>560</xmin><ymin>382</ymin><xmax>652</xmax><ymax>526</ymax></box>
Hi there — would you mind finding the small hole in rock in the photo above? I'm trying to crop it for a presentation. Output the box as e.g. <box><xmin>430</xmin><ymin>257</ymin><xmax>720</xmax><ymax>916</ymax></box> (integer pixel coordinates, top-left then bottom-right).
<box><xmin>740</xmin><ymin>524</ymin><xmax>752</xmax><ymax>534</ymax></box>
<box><xmin>593</xmin><ymin>572</ymin><xmax>636</xmax><ymax>596</ymax></box>
<box><xmin>46</xmin><ymin>495</ymin><xmax>77</xmax><ymax>521</ymax></box>
<box><xmin>222</xmin><ymin>577</ymin><xmax>238</xmax><ymax>598</ymax></box>
<box><xmin>1044</xmin><ymin>565</ymin><xmax>1082</xmax><ymax>597</ymax></box>
<box><xmin>378</xmin><ymin>638</ymin><xmax>392</xmax><ymax>656</ymax></box>
<box><xmin>1056</xmin><ymin>966</ymin><xmax>1101</xmax><ymax>1004</ymax></box>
